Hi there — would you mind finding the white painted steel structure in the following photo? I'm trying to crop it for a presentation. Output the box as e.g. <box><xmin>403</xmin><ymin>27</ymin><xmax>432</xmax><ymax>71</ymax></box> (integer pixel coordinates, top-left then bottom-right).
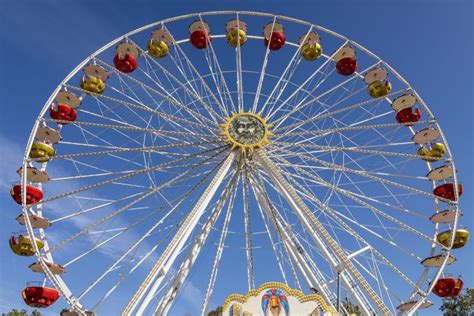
<box><xmin>17</xmin><ymin>11</ymin><xmax>463</xmax><ymax>316</ymax></box>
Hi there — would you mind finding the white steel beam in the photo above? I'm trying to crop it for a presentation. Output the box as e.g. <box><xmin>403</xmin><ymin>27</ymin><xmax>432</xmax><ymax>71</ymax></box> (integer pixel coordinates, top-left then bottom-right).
<box><xmin>154</xmin><ymin>169</ymin><xmax>240</xmax><ymax>315</ymax></box>
<box><xmin>121</xmin><ymin>152</ymin><xmax>236</xmax><ymax>315</ymax></box>
<box><xmin>250</xmin><ymin>176</ymin><xmax>337</xmax><ymax>309</ymax></box>
<box><xmin>200</xmin><ymin>182</ymin><xmax>237</xmax><ymax>316</ymax></box>
<box><xmin>347</xmin><ymin>246</ymin><xmax>372</xmax><ymax>260</ymax></box>
<box><xmin>242</xmin><ymin>172</ymin><xmax>255</xmax><ymax>290</ymax></box>
<box><xmin>255</xmin><ymin>151</ymin><xmax>390</xmax><ymax>315</ymax></box>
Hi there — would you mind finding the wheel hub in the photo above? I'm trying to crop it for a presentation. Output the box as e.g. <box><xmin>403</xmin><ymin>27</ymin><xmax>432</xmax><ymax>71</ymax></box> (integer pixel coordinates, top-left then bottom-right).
<box><xmin>221</xmin><ymin>111</ymin><xmax>273</xmax><ymax>153</ymax></box>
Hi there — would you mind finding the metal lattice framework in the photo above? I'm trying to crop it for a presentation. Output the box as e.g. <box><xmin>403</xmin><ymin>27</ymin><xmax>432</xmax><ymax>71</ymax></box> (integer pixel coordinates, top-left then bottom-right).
<box><xmin>15</xmin><ymin>11</ymin><xmax>465</xmax><ymax>316</ymax></box>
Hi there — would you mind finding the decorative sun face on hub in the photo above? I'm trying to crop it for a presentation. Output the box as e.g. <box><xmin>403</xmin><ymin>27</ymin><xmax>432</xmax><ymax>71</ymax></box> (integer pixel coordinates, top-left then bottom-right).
<box><xmin>221</xmin><ymin>111</ymin><xmax>273</xmax><ymax>153</ymax></box>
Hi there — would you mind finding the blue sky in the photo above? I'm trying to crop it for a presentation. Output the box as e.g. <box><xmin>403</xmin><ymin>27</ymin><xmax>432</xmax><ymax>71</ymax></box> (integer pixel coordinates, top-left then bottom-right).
<box><xmin>0</xmin><ymin>0</ymin><xmax>472</xmax><ymax>315</ymax></box>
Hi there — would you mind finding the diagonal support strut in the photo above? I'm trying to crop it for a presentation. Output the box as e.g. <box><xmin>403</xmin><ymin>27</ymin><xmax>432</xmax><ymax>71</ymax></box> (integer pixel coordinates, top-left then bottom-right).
<box><xmin>122</xmin><ymin>152</ymin><xmax>236</xmax><ymax>315</ymax></box>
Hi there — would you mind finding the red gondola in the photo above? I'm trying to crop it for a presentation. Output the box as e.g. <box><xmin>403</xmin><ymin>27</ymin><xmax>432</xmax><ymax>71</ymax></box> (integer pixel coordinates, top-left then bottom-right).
<box><xmin>22</xmin><ymin>283</ymin><xmax>59</xmax><ymax>308</ymax></box>
<box><xmin>10</xmin><ymin>185</ymin><xmax>43</xmax><ymax>205</ymax></box>
<box><xmin>433</xmin><ymin>183</ymin><xmax>463</xmax><ymax>201</ymax></box>
<box><xmin>336</xmin><ymin>56</ymin><xmax>358</xmax><ymax>76</ymax></box>
<box><xmin>113</xmin><ymin>54</ymin><xmax>138</xmax><ymax>73</ymax></box>
<box><xmin>50</xmin><ymin>104</ymin><xmax>77</xmax><ymax>123</ymax></box>
<box><xmin>432</xmin><ymin>277</ymin><xmax>463</xmax><ymax>297</ymax></box>
<box><xmin>264</xmin><ymin>31</ymin><xmax>286</xmax><ymax>50</ymax></box>
<box><xmin>396</xmin><ymin>107</ymin><xmax>421</xmax><ymax>126</ymax></box>
<box><xmin>189</xmin><ymin>20</ymin><xmax>211</xmax><ymax>49</ymax></box>
<box><xmin>190</xmin><ymin>29</ymin><xmax>209</xmax><ymax>49</ymax></box>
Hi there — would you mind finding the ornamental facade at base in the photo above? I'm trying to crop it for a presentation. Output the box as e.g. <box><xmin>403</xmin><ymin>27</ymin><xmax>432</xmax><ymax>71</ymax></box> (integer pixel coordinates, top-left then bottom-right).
<box><xmin>208</xmin><ymin>282</ymin><xmax>336</xmax><ymax>316</ymax></box>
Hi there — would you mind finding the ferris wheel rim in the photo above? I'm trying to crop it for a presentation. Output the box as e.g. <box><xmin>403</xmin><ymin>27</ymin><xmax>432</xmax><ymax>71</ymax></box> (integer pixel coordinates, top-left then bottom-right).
<box><xmin>17</xmin><ymin>10</ymin><xmax>462</xmax><ymax>315</ymax></box>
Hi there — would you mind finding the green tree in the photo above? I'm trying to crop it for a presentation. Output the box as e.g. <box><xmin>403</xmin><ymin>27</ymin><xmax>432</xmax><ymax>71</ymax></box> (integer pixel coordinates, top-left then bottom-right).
<box><xmin>440</xmin><ymin>288</ymin><xmax>474</xmax><ymax>315</ymax></box>
<box><xmin>3</xmin><ymin>309</ymin><xmax>27</xmax><ymax>316</ymax></box>
<box><xmin>342</xmin><ymin>297</ymin><xmax>361</xmax><ymax>316</ymax></box>
<box><xmin>1</xmin><ymin>310</ymin><xmax>41</xmax><ymax>316</ymax></box>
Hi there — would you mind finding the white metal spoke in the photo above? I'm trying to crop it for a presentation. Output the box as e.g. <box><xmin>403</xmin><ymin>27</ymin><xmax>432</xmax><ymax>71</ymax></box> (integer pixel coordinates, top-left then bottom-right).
<box><xmin>235</xmin><ymin>13</ymin><xmax>244</xmax><ymax>112</ymax></box>
<box><xmin>38</xmin><ymin>145</ymin><xmax>226</xmax><ymax>206</ymax></box>
<box><xmin>41</xmin><ymin>118</ymin><xmax>216</xmax><ymax>141</ymax></box>
<box><xmin>274</xmin><ymin>88</ymin><xmax>406</xmax><ymax>134</ymax></box>
<box><xmin>164</xmin><ymin>24</ymin><xmax>230</xmax><ymax>117</ymax></box>
<box><xmin>273</xmin><ymin>141</ymin><xmax>443</xmax><ymax>162</ymax></box>
<box><xmin>88</xmin><ymin>158</ymin><xmax>235</xmax><ymax>309</ymax></box>
<box><xmin>274</xmin><ymin>146</ymin><xmax>451</xmax><ymax>203</ymax></box>
<box><xmin>52</xmin><ymin>141</ymin><xmax>220</xmax><ymax>160</ymax></box>
<box><xmin>286</xmin><ymin>171</ymin><xmax>425</xmax><ymax>295</ymax></box>
<box><xmin>271</xmin><ymin>62</ymin><xmax>382</xmax><ymax>129</ymax></box>
<box><xmin>251</xmin><ymin>16</ymin><xmax>276</xmax><ymax>113</ymax></box>
<box><xmin>277</xmin><ymin>165</ymin><xmax>429</xmax><ymax>219</ymax></box>
<box><xmin>198</xmin><ymin>14</ymin><xmax>237</xmax><ymax>114</ymax></box>
<box><xmin>271</xmin><ymin>153</ymin><xmax>443</xmax><ymax>247</ymax></box>
<box><xmin>131</xmin><ymin>40</ymin><xmax>224</xmax><ymax>123</ymax></box>
<box><xmin>43</xmin><ymin>155</ymin><xmax>214</xmax><ymax>257</ymax></box>
<box><xmin>258</xmin><ymin>25</ymin><xmax>314</xmax><ymax>116</ymax></box>
<box><xmin>77</xmin><ymin>159</ymin><xmax>227</xmax><ymax>300</ymax></box>
<box><xmin>96</xmin><ymin>59</ymin><xmax>218</xmax><ymax>127</ymax></box>
<box><xmin>265</xmin><ymin>40</ymin><xmax>348</xmax><ymax>119</ymax></box>
<box><xmin>61</xmin><ymin>168</ymin><xmax>220</xmax><ymax>273</ymax></box>
<box><xmin>65</xmin><ymin>84</ymin><xmax>216</xmax><ymax>134</ymax></box>
<box><xmin>275</xmin><ymin>120</ymin><xmax>430</xmax><ymax>139</ymax></box>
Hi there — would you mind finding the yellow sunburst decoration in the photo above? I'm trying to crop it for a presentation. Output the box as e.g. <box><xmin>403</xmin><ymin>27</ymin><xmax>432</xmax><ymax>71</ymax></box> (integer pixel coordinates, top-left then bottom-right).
<box><xmin>220</xmin><ymin>111</ymin><xmax>274</xmax><ymax>153</ymax></box>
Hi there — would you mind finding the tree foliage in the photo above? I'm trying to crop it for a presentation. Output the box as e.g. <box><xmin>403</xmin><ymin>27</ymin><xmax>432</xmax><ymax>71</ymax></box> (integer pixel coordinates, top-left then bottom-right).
<box><xmin>440</xmin><ymin>288</ymin><xmax>474</xmax><ymax>315</ymax></box>
<box><xmin>343</xmin><ymin>297</ymin><xmax>361</xmax><ymax>315</ymax></box>
<box><xmin>1</xmin><ymin>309</ymin><xmax>41</xmax><ymax>316</ymax></box>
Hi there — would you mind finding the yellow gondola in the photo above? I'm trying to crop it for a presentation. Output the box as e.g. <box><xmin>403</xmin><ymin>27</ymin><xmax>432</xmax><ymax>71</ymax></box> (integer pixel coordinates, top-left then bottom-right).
<box><xmin>225</xmin><ymin>19</ymin><xmax>247</xmax><ymax>48</ymax></box>
<box><xmin>9</xmin><ymin>234</ymin><xmax>44</xmax><ymax>256</ymax></box>
<box><xmin>368</xmin><ymin>80</ymin><xmax>392</xmax><ymax>98</ymax></box>
<box><xmin>418</xmin><ymin>143</ymin><xmax>445</xmax><ymax>162</ymax></box>
<box><xmin>301</xmin><ymin>42</ymin><xmax>322</xmax><ymax>61</ymax></box>
<box><xmin>80</xmin><ymin>76</ymin><xmax>105</xmax><ymax>94</ymax></box>
<box><xmin>29</xmin><ymin>142</ymin><xmax>55</xmax><ymax>162</ymax></box>
<box><xmin>148</xmin><ymin>39</ymin><xmax>169</xmax><ymax>58</ymax></box>
<box><xmin>437</xmin><ymin>229</ymin><xmax>469</xmax><ymax>249</ymax></box>
<box><xmin>226</xmin><ymin>29</ymin><xmax>247</xmax><ymax>47</ymax></box>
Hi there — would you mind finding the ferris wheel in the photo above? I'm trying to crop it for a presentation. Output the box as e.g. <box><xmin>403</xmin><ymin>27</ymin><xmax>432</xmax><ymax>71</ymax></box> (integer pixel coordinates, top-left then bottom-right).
<box><xmin>9</xmin><ymin>11</ymin><xmax>469</xmax><ymax>316</ymax></box>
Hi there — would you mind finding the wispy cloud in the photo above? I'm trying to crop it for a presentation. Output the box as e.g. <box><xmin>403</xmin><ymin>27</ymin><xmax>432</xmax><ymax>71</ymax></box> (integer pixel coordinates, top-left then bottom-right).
<box><xmin>0</xmin><ymin>134</ymin><xmax>24</xmax><ymax>191</ymax></box>
<box><xmin>181</xmin><ymin>281</ymin><xmax>204</xmax><ymax>311</ymax></box>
